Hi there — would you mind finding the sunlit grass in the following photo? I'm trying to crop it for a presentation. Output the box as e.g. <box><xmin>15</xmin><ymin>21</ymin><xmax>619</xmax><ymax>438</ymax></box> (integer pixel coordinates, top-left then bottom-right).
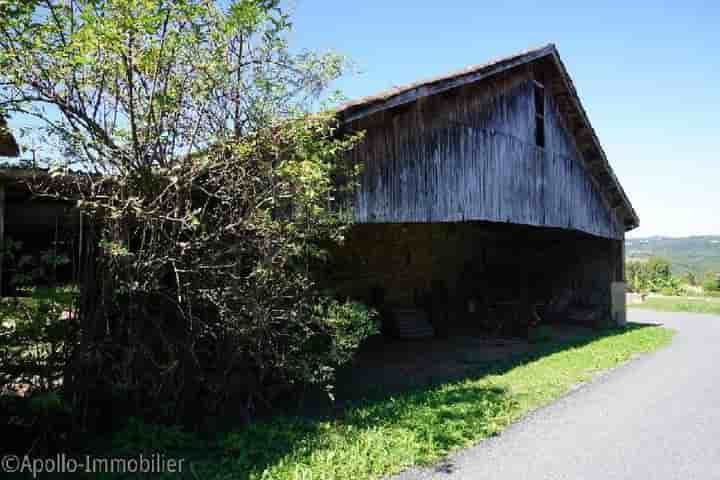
<box><xmin>630</xmin><ymin>296</ymin><xmax>720</xmax><ymax>315</ymax></box>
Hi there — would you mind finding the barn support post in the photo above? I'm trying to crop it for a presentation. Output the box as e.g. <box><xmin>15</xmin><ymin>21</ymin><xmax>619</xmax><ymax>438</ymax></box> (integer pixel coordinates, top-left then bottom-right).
<box><xmin>610</xmin><ymin>238</ymin><xmax>627</xmax><ymax>327</ymax></box>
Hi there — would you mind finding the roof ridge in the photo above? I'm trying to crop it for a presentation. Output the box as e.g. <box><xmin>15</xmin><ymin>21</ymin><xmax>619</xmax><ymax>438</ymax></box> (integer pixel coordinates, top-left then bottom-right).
<box><xmin>335</xmin><ymin>43</ymin><xmax>556</xmax><ymax>118</ymax></box>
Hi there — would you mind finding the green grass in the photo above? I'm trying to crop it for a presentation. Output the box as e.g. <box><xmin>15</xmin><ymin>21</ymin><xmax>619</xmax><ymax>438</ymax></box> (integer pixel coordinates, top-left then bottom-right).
<box><xmin>99</xmin><ymin>324</ymin><xmax>674</xmax><ymax>480</ymax></box>
<box><xmin>629</xmin><ymin>295</ymin><xmax>720</xmax><ymax>315</ymax></box>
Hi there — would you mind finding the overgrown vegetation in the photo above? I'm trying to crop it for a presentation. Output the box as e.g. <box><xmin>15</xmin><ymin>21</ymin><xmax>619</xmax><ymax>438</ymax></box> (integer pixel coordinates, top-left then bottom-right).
<box><xmin>626</xmin><ymin>255</ymin><xmax>720</xmax><ymax>297</ymax></box>
<box><xmin>0</xmin><ymin>287</ymin><xmax>78</xmax><ymax>455</ymax></box>
<box><xmin>83</xmin><ymin>324</ymin><xmax>673</xmax><ymax>479</ymax></box>
<box><xmin>626</xmin><ymin>257</ymin><xmax>682</xmax><ymax>295</ymax></box>
<box><xmin>0</xmin><ymin>0</ymin><xmax>377</xmax><ymax>436</ymax></box>
<box><xmin>702</xmin><ymin>272</ymin><xmax>720</xmax><ymax>293</ymax></box>
<box><xmin>1</xmin><ymin>237</ymin><xmax>73</xmax><ymax>293</ymax></box>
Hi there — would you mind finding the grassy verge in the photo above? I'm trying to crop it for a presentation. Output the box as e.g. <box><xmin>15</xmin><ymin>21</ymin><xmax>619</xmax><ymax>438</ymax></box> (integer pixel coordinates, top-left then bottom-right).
<box><xmin>629</xmin><ymin>296</ymin><xmax>720</xmax><ymax>315</ymax></box>
<box><xmin>98</xmin><ymin>323</ymin><xmax>674</xmax><ymax>480</ymax></box>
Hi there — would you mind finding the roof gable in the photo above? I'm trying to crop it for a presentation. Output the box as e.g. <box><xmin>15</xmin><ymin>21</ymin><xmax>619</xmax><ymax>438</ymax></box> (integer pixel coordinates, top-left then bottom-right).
<box><xmin>336</xmin><ymin>44</ymin><xmax>639</xmax><ymax>231</ymax></box>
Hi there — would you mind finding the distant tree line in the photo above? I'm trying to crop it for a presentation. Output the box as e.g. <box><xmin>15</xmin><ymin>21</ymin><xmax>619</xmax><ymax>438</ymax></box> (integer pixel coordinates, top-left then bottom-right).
<box><xmin>627</xmin><ymin>256</ymin><xmax>720</xmax><ymax>295</ymax></box>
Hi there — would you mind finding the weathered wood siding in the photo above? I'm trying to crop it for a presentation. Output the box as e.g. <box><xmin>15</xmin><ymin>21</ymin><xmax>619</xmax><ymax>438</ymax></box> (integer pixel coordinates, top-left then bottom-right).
<box><xmin>348</xmin><ymin>70</ymin><xmax>623</xmax><ymax>239</ymax></box>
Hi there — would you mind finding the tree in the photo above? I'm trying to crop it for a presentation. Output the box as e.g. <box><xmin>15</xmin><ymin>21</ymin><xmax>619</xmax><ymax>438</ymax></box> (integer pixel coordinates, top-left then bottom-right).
<box><xmin>646</xmin><ymin>257</ymin><xmax>671</xmax><ymax>282</ymax></box>
<box><xmin>703</xmin><ymin>272</ymin><xmax>720</xmax><ymax>293</ymax></box>
<box><xmin>681</xmin><ymin>271</ymin><xmax>697</xmax><ymax>287</ymax></box>
<box><xmin>0</xmin><ymin>0</ymin><xmax>376</xmax><ymax>425</ymax></box>
<box><xmin>1</xmin><ymin>0</ymin><xmax>346</xmax><ymax>170</ymax></box>
<box><xmin>626</xmin><ymin>257</ymin><xmax>680</xmax><ymax>294</ymax></box>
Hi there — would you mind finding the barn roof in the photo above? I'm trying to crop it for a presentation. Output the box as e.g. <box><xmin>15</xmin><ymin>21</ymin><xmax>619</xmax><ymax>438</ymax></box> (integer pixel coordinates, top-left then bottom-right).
<box><xmin>336</xmin><ymin>44</ymin><xmax>639</xmax><ymax>231</ymax></box>
<box><xmin>0</xmin><ymin>116</ymin><xmax>19</xmax><ymax>157</ymax></box>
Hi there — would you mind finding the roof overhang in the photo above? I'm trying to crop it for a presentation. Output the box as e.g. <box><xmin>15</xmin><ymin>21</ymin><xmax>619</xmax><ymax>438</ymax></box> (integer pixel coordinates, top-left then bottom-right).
<box><xmin>335</xmin><ymin>44</ymin><xmax>639</xmax><ymax>232</ymax></box>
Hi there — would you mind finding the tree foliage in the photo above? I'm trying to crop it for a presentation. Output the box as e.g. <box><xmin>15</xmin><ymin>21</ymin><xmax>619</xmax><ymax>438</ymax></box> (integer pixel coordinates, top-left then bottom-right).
<box><xmin>0</xmin><ymin>0</ymin><xmax>376</xmax><ymax>425</ymax></box>
<box><xmin>703</xmin><ymin>272</ymin><xmax>720</xmax><ymax>293</ymax></box>
<box><xmin>626</xmin><ymin>257</ymin><xmax>681</xmax><ymax>295</ymax></box>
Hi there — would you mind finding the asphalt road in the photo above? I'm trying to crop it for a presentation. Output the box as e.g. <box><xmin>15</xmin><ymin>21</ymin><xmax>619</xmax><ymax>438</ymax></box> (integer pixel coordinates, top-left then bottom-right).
<box><xmin>393</xmin><ymin>310</ymin><xmax>720</xmax><ymax>480</ymax></box>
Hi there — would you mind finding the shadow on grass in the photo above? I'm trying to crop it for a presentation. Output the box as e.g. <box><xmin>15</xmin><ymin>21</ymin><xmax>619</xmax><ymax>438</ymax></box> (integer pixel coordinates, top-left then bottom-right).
<box><xmin>191</xmin><ymin>383</ymin><xmax>515</xmax><ymax>480</ymax></box>
<box><xmin>321</xmin><ymin>322</ymin><xmax>659</xmax><ymax>412</ymax></box>
<box><xmin>98</xmin><ymin>323</ymin><xmax>659</xmax><ymax>479</ymax></box>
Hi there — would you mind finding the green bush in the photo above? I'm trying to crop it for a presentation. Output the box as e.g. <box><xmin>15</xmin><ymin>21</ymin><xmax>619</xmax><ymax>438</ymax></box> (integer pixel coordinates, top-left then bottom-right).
<box><xmin>0</xmin><ymin>289</ymin><xmax>77</xmax><ymax>454</ymax></box>
<box><xmin>0</xmin><ymin>290</ymin><xmax>77</xmax><ymax>393</ymax></box>
<box><xmin>1</xmin><ymin>238</ymin><xmax>71</xmax><ymax>289</ymax></box>
<box><xmin>298</xmin><ymin>300</ymin><xmax>379</xmax><ymax>388</ymax></box>
<box><xmin>626</xmin><ymin>257</ymin><xmax>683</xmax><ymax>295</ymax></box>
<box><xmin>703</xmin><ymin>272</ymin><xmax>720</xmax><ymax>293</ymax></box>
<box><xmin>681</xmin><ymin>271</ymin><xmax>698</xmax><ymax>287</ymax></box>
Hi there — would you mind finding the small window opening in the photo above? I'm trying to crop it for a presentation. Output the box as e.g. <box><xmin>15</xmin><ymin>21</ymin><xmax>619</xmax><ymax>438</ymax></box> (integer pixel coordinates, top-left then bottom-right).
<box><xmin>534</xmin><ymin>81</ymin><xmax>545</xmax><ymax>148</ymax></box>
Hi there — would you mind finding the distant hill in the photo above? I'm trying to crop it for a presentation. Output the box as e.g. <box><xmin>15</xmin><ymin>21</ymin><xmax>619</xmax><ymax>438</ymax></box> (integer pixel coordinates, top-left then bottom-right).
<box><xmin>625</xmin><ymin>236</ymin><xmax>720</xmax><ymax>277</ymax></box>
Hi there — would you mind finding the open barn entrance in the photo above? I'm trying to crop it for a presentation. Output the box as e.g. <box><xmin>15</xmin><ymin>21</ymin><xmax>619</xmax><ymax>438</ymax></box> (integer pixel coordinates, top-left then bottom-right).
<box><xmin>328</xmin><ymin>221</ymin><xmax>624</xmax><ymax>340</ymax></box>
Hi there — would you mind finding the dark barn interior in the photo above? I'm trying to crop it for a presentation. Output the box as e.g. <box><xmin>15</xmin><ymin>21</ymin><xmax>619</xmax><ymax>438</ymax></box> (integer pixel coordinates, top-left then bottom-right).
<box><xmin>0</xmin><ymin>172</ymin><xmax>82</xmax><ymax>294</ymax></box>
<box><xmin>330</xmin><ymin>221</ymin><xmax>623</xmax><ymax>338</ymax></box>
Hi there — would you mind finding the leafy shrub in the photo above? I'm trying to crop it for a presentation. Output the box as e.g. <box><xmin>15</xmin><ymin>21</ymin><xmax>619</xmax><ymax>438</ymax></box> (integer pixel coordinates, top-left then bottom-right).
<box><xmin>703</xmin><ymin>272</ymin><xmax>720</xmax><ymax>293</ymax></box>
<box><xmin>626</xmin><ymin>257</ymin><xmax>683</xmax><ymax>295</ymax></box>
<box><xmin>681</xmin><ymin>271</ymin><xmax>698</xmax><ymax>287</ymax></box>
<box><xmin>0</xmin><ymin>292</ymin><xmax>77</xmax><ymax>393</ymax></box>
<box><xmin>1</xmin><ymin>237</ymin><xmax>71</xmax><ymax>289</ymax></box>
<box><xmin>0</xmin><ymin>289</ymin><xmax>78</xmax><ymax>454</ymax></box>
<box><xmin>54</xmin><ymin>116</ymin><xmax>375</xmax><ymax>424</ymax></box>
<box><xmin>294</xmin><ymin>300</ymin><xmax>378</xmax><ymax>389</ymax></box>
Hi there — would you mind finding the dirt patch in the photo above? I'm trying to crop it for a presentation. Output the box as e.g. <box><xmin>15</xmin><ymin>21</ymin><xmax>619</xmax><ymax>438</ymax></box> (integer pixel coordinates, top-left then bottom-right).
<box><xmin>332</xmin><ymin>323</ymin><xmax>595</xmax><ymax>403</ymax></box>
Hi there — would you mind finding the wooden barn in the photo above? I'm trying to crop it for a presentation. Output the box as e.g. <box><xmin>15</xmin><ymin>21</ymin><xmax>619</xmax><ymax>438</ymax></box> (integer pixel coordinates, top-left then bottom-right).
<box><xmin>330</xmin><ymin>44</ymin><xmax>638</xmax><ymax>338</ymax></box>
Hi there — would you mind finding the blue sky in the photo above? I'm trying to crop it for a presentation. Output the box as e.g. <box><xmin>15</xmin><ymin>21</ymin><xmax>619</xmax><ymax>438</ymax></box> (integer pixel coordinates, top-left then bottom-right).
<box><xmin>289</xmin><ymin>1</ymin><xmax>720</xmax><ymax>237</ymax></box>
